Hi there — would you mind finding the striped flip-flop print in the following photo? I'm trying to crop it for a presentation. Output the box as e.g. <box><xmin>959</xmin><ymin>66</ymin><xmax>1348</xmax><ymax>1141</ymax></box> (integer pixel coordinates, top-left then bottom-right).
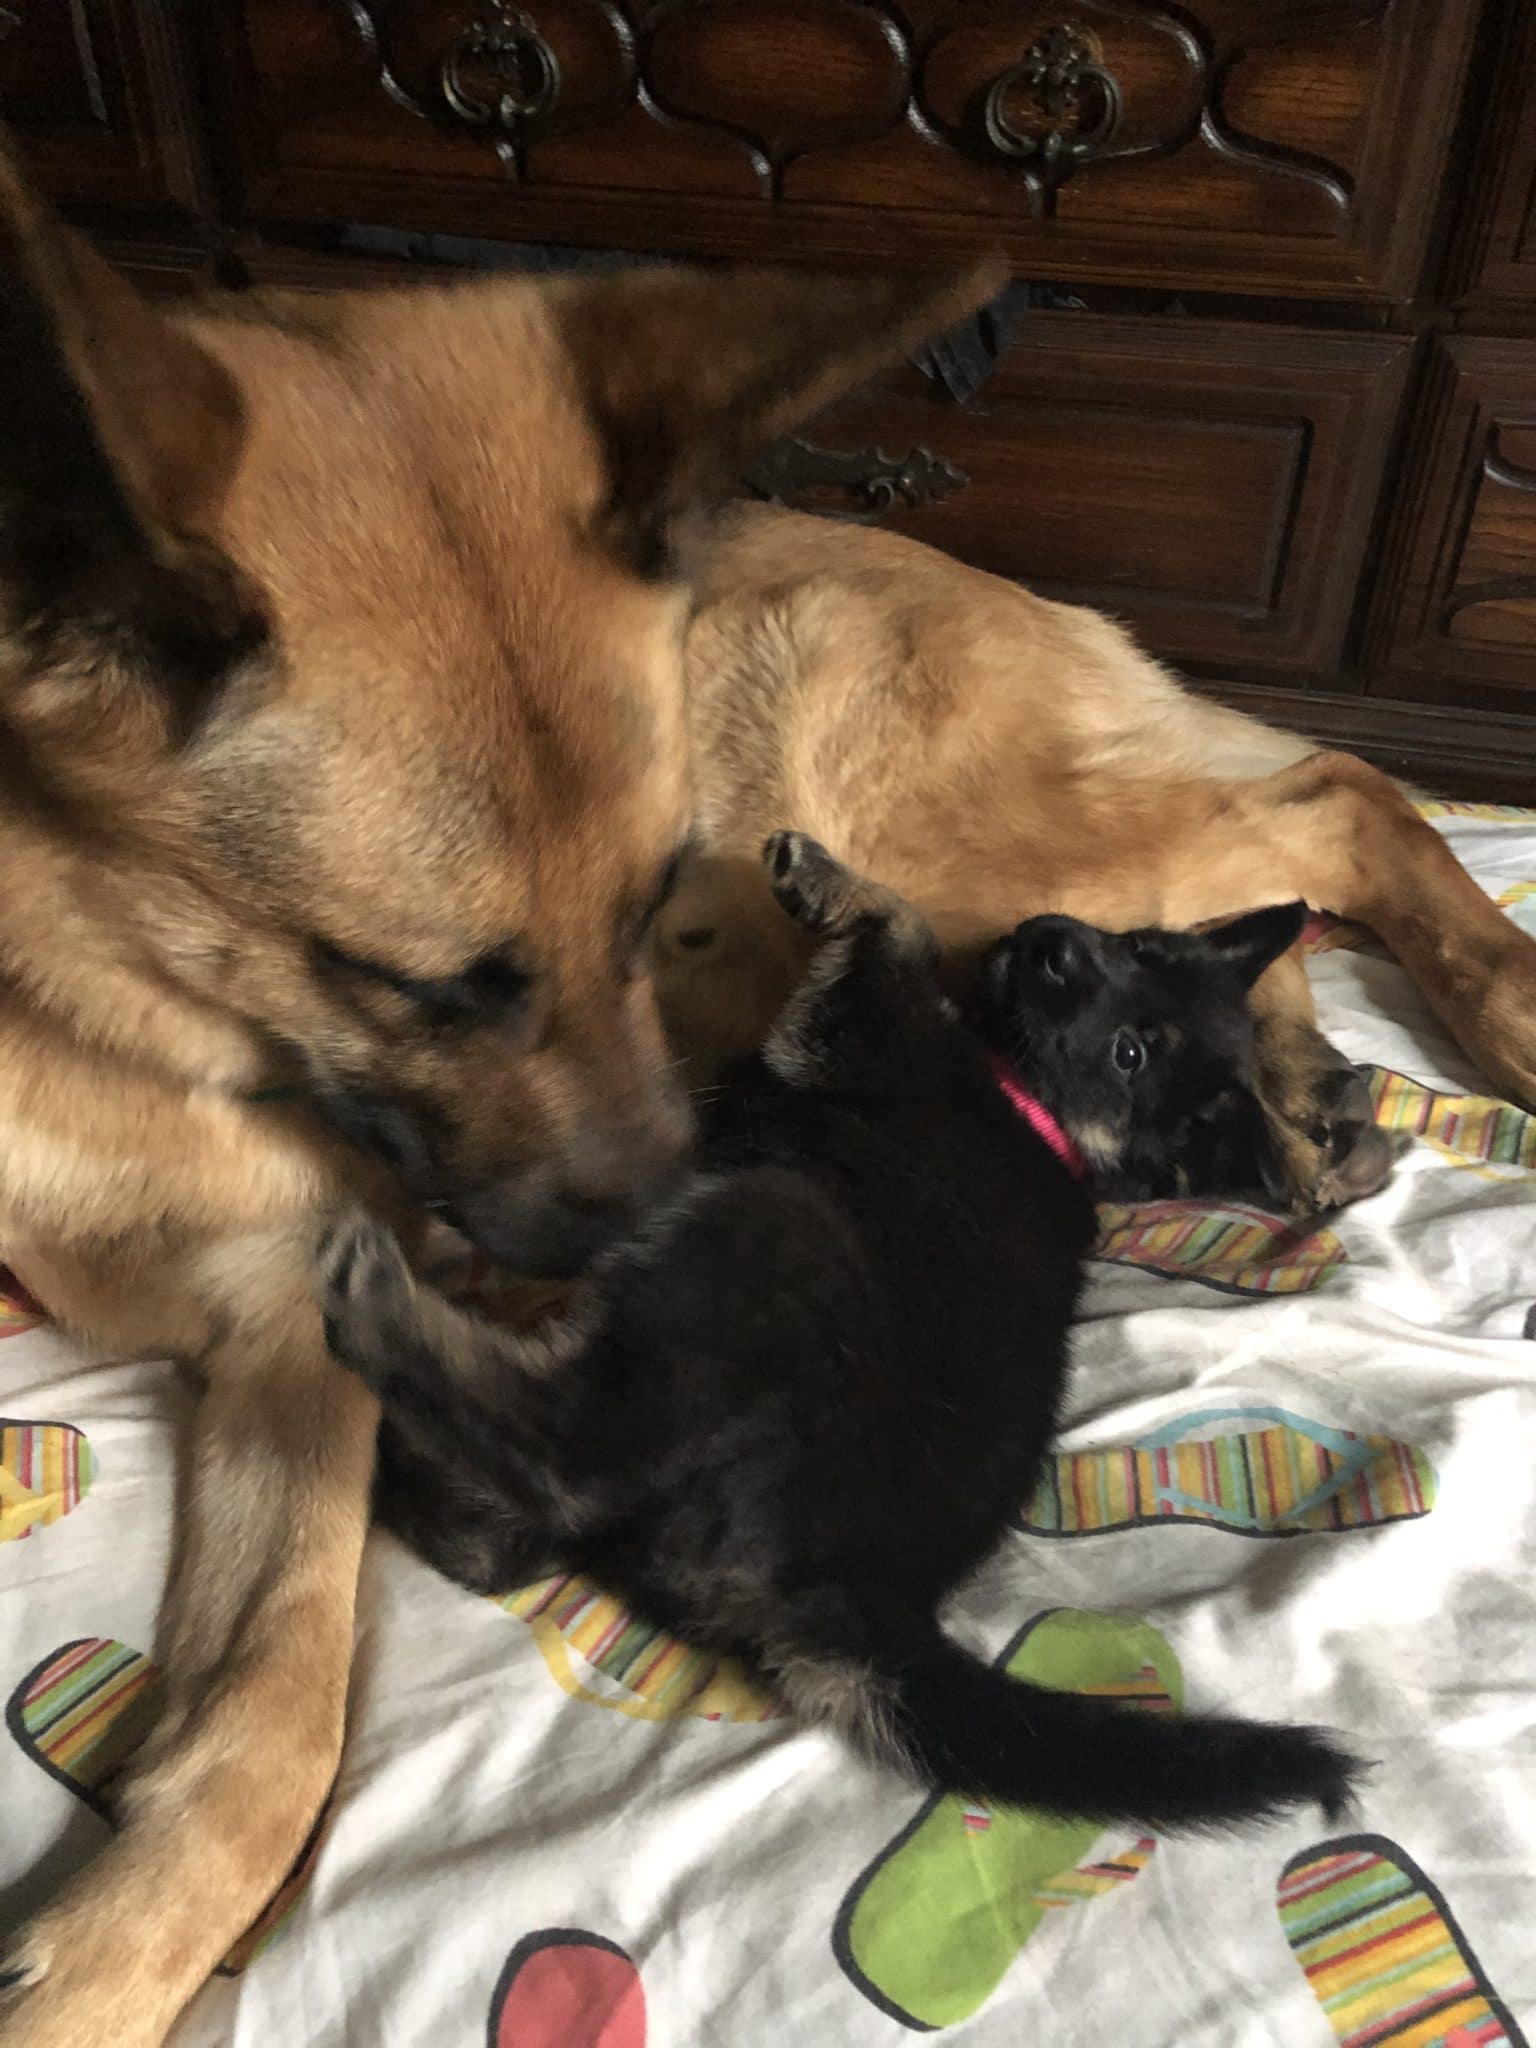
<box><xmin>1095</xmin><ymin>1200</ymin><xmax>1347</xmax><ymax>1296</ymax></box>
<box><xmin>1496</xmin><ymin>881</ymin><xmax>1536</xmax><ymax>938</ymax></box>
<box><xmin>1023</xmin><ymin>1406</ymin><xmax>1435</xmax><ymax>1540</ymax></box>
<box><xmin>1032</xmin><ymin>1837</ymin><xmax>1156</xmax><ymax>1909</ymax></box>
<box><xmin>1278</xmin><ymin>1834</ymin><xmax>1526</xmax><ymax>2047</ymax></box>
<box><xmin>1303</xmin><ymin>912</ymin><xmax>1384</xmax><ymax>959</ymax></box>
<box><xmin>0</xmin><ymin>1266</ymin><xmax>45</xmax><ymax>1340</ymax></box>
<box><xmin>1412</xmin><ymin>800</ymin><xmax>1536</xmax><ymax>822</ymax></box>
<box><xmin>1365</xmin><ymin>1068</ymin><xmax>1536</xmax><ymax>1172</ymax></box>
<box><xmin>0</xmin><ymin>1420</ymin><xmax>95</xmax><ymax>1545</ymax></box>
<box><xmin>6</xmin><ymin>1638</ymin><xmax>160</xmax><ymax>1817</ymax></box>
<box><xmin>5</xmin><ymin>1638</ymin><xmax>326</xmax><ymax>1975</ymax></box>
<box><xmin>494</xmin><ymin>1573</ymin><xmax>776</xmax><ymax>1724</ymax></box>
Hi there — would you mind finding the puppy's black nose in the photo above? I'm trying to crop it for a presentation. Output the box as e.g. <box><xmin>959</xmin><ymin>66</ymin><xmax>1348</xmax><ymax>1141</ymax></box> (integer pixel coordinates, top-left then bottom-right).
<box><xmin>1032</xmin><ymin>929</ymin><xmax>1079</xmax><ymax>985</ymax></box>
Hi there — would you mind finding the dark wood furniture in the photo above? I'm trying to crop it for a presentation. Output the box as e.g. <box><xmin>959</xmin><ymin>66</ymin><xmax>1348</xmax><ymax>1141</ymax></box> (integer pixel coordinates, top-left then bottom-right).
<box><xmin>5</xmin><ymin>0</ymin><xmax>1533</xmax><ymax>796</ymax></box>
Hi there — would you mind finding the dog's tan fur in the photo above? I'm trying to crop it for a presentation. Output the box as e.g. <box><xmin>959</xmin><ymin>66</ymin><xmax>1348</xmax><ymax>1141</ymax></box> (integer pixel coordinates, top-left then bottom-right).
<box><xmin>659</xmin><ymin>507</ymin><xmax>1536</xmax><ymax>1200</ymax></box>
<box><xmin>4</xmin><ymin>127</ymin><xmax>1536</xmax><ymax>2046</ymax></box>
<box><xmin>0</xmin><ymin>136</ymin><xmax>997</xmax><ymax>2045</ymax></box>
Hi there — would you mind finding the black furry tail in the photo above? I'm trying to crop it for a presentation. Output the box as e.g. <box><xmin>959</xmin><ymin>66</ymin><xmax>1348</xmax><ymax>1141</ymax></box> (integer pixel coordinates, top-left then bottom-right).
<box><xmin>782</xmin><ymin>1610</ymin><xmax>1356</xmax><ymax>1832</ymax></box>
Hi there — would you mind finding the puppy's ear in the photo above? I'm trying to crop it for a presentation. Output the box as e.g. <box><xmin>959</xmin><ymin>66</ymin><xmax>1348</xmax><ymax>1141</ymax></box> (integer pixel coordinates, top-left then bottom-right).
<box><xmin>0</xmin><ymin>130</ymin><xmax>259</xmax><ymax>725</ymax></box>
<box><xmin>555</xmin><ymin>255</ymin><xmax>1005</xmax><ymax>573</ymax></box>
<box><xmin>1200</xmin><ymin>902</ymin><xmax>1309</xmax><ymax>989</ymax></box>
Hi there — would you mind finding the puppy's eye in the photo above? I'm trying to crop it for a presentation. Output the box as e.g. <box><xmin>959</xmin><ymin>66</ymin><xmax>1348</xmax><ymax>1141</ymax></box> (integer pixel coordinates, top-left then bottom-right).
<box><xmin>1111</xmin><ymin>1028</ymin><xmax>1146</xmax><ymax>1077</ymax></box>
<box><xmin>618</xmin><ymin>840</ymin><xmax>691</xmax><ymax>966</ymax></box>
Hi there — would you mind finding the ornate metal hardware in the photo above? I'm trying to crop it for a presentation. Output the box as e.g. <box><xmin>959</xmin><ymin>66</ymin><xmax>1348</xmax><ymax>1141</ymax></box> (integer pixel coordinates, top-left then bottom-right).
<box><xmin>441</xmin><ymin>4</ymin><xmax>562</xmax><ymax>135</ymax></box>
<box><xmin>743</xmin><ymin>439</ymin><xmax>969</xmax><ymax>523</ymax></box>
<box><xmin>983</xmin><ymin>23</ymin><xmax>1120</xmax><ymax>172</ymax></box>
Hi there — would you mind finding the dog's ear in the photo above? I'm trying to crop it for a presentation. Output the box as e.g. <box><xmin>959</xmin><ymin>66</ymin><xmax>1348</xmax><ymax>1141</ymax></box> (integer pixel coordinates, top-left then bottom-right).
<box><xmin>555</xmin><ymin>256</ymin><xmax>1006</xmax><ymax>573</ymax></box>
<box><xmin>0</xmin><ymin>133</ymin><xmax>258</xmax><ymax>724</ymax></box>
<box><xmin>1200</xmin><ymin>902</ymin><xmax>1309</xmax><ymax>989</ymax></box>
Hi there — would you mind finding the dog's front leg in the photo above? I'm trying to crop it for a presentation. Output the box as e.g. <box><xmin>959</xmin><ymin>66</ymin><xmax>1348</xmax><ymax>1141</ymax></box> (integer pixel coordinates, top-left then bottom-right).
<box><xmin>0</xmin><ymin>1280</ymin><xmax>377</xmax><ymax>2048</ymax></box>
<box><xmin>1243</xmin><ymin>947</ymin><xmax>1401</xmax><ymax>1212</ymax></box>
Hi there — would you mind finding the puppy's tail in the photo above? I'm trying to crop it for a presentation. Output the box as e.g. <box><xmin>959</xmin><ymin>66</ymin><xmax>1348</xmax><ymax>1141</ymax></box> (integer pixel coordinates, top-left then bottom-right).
<box><xmin>774</xmin><ymin>1608</ymin><xmax>1355</xmax><ymax>1832</ymax></box>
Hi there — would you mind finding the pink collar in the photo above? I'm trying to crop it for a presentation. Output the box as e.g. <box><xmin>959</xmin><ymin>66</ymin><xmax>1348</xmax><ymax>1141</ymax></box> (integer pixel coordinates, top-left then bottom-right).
<box><xmin>988</xmin><ymin>1055</ymin><xmax>1089</xmax><ymax>1181</ymax></box>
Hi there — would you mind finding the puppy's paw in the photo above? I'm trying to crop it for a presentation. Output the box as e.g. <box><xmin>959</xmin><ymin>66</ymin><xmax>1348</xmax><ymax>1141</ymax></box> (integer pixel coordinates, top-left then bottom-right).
<box><xmin>762</xmin><ymin>829</ymin><xmax>842</xmax><ymax>932</ymax></box>
<box><xmin>315</xmin><ymin>1208</ymin><xmax>416</xmax><ymax>1386</ymax></box>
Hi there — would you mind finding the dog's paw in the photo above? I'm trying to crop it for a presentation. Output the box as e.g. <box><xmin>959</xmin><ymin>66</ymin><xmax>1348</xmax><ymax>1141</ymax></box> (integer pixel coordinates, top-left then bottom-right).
<box><xmin>1317</xmin><ymin>1065</ymin><xmax>1403</xmax><ymax>1197</ymax></box>
<box><xmin>1257</xmin><ymin>1024</ymin><xmax>1402</xmax><ymax>1215</ymax></box>
<box><xmin>1295</xmin><ymin>1062</ymin><xmax>1403</xmax><ymax>1212</ymax></box>
<box><xmin>315</xmin><ymin>1208</ymin><xmax>415</xmax><ymax>1384</ymax></box>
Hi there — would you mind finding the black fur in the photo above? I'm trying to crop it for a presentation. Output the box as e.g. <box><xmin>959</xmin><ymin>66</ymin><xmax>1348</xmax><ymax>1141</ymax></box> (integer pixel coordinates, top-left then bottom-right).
<box><xmin>974</xmin><ymin>904</ymin><xmax>1308</xmax><ymax>1202</ymax></box>
<box><xmin>319</xmin><ymin>839</ymin><xmax>1352</xmax><ymax>1832</ymax></box>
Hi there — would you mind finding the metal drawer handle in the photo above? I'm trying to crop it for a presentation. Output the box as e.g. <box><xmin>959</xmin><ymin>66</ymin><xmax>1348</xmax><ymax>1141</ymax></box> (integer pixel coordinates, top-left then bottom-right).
<box><xmin>743</xmin><ymin>439</ymin><xmax>970</xmax><ymax>524</ymax></box>
<box><xmin>442</xmin><ymin>3</ymin><xmax>562</xmax><ymax>131</ymax></box>
<box><xmin>984</xmin><ymin>23</ymin><xmax>1120</xmax><ymax>170</ymax></box>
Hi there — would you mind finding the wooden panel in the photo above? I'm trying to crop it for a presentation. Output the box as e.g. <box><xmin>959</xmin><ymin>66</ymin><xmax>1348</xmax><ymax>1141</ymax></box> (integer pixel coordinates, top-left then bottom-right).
<box><xmin>212</xmin><ymin>0</ymin><xmax>1477</xmax><ymax>299</ymax></box>
<box><xmin>1373</xmin><ymin>337</ymin><xmax>1536</xmax><ymax>710</ymax></box>
<box><xmin>1206</xmin><ymin>682</ymin><xmax>1536</xmax><ymax>805</ymax></box>
<box><xmin>0</xmin><ymin>0</ymin><xmax>204</xmax><ymax>213</ymax></box>
<box><xmin>1451</xmin><ymin>2</ymin><xmax>1536</xmax><ymax>317</ymax></box>
<box><xmin>749</xmin><ymin>313</ymin><xmax>1409</xmax><ymax>675</ymax></box>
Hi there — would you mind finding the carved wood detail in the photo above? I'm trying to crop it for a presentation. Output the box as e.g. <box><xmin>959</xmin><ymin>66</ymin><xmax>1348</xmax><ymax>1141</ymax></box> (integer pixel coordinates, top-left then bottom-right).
<box><xmin>331</xmin><ymin>0</ymin><xmax>1387</xmax><ymax>219</ymax></box>
<box><xmin>742</xmin><ymin>437</ymin><xmax>970</xmax><ymax>519</ymax></box>
<box><xmin>0</xmin><ymin>0</ymin><xmax>207</xmax><ymax>210</ymax></box>
<box><xmin>1372</xmin><ymin>337</ymin><xmax>1536</xmax><ymax>711</ymax></box>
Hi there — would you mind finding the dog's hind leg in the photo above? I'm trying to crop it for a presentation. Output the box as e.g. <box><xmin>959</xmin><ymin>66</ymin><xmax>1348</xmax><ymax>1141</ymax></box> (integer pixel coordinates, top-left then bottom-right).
<box><xmin>1114</xmin><ymin>748</ymin><xmax>1536</xmax><ymax>1205</ymax></box>
<box><xmin>0</xmin><ymin>1278</ymin><xmax>376</xmax><ymax>2048</ymax></box>
<box><xmin>1235</xmin><ymin>751</ymin><xmax>1536</xmax><ymax>1111</ymax></box>
<box><xmin>1241</xmin><ymin>947</ymin><xmax>1401</xmax><ymax>1211</ymax></box>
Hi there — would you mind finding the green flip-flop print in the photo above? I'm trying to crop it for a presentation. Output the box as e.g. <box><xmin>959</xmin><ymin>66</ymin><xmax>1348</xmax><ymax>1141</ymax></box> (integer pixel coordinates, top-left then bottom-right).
<box><xmin>833</xmin><ymin>1608</ymin><xmax>1177</xmax><ymax>2031</ymax></box>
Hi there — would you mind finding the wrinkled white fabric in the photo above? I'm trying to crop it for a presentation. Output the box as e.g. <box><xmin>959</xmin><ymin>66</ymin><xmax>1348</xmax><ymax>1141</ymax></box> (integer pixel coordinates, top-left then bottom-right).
<box><xmin>2</xmin><ymin>807</ymin><xmax>1533</xmax><ymax>2046</ymax></box>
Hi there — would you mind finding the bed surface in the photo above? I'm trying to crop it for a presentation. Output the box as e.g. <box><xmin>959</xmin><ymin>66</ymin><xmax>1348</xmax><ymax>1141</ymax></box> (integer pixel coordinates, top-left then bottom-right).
<box><xmin>2</xmin><ymin>801</ymin><xmax>1533</xmax><ymax>2047</ymax></box>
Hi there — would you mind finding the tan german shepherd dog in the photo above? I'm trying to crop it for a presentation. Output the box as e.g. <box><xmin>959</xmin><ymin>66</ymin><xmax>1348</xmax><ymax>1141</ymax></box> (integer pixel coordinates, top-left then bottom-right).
<box><xmin>1</xmin><ymin>133</ymin><xmax>1532</xmax><ymax>2047</ymax></box>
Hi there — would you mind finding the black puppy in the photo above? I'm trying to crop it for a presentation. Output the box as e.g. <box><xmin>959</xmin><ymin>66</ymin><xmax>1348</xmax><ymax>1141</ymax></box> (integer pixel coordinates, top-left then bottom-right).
<box><xmin>319</xmin><ymin>836</ymin><xmax>1350</xmax><ymax>1830</ymax></box>
<box><xmin>975</xmin><ymin>904</ymin><xmax>1311</xmax><ymax>1202</ymax></box>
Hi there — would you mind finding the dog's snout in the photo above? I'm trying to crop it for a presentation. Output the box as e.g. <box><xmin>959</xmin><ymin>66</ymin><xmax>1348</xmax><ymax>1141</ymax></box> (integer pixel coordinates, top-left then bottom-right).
<box><xmin>451</xmin><ymin>1125</ymin><xmax>692</xmax><ymax>1278</ymax></box>
<box><xmin>1032</xmin><ymin>930</ymin><xmax>1077</xmax><ymax>985</ymax></box>
<box><xmin>1009</xmin><ymin>917</ymin><xmax>1095</xmax><ymax>997</ymax></box>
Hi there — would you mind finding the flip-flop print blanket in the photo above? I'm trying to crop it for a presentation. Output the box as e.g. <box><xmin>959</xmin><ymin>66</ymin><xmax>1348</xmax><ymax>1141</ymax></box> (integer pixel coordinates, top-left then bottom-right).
<box><xmin>2</xmin><ymin>802</ymin><xmax>1534</xmax><ymax>2047</ymax></box>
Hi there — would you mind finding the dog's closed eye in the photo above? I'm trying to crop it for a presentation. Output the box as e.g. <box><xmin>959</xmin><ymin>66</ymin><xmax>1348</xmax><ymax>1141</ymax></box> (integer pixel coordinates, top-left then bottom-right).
<box><xmin>315</xmin><ymin>938</ymin><xmax>533</xmax><ymax>1029</ymax></box>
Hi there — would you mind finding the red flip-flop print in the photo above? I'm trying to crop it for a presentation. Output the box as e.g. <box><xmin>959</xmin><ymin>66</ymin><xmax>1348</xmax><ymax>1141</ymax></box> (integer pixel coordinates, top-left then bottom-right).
<box><xmin>489</xmin><ymin>1930</ymin><xmax>644</xmax><ymax>2048</ymax></box>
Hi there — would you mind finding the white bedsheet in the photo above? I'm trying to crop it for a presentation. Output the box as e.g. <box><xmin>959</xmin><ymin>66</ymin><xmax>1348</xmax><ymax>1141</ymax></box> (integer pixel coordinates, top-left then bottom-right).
<box><xmin>2</xmin><ymin>802</ymin><xmax>1533</xmax><ymax>2047</ymax></box>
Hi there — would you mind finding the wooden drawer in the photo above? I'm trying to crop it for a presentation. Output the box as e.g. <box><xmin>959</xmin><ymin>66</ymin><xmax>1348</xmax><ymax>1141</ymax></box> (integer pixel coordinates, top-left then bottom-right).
<box><xmin>748</xmin><ymin>313</ymin><xmax>1408</xmax><ymax>677</ymax></box>
<box><xmin>0</xmin><ymin>0</ymin><xmax>203</xmax><ymax>215</ymax></box>
<box><xmin>213</xmin><ymin>0</ymin><xmax>1475</xmax><ymax>299</ymax></box>
<box><xmin>1451</xmin><ymin>4</ymin><xmax>1536</xmax><ymax>318</ymax></box>
<box><xmin>1371</xmin><ymin>338</ymin><xmax>1536</xmax><ymax>712</ymax></box>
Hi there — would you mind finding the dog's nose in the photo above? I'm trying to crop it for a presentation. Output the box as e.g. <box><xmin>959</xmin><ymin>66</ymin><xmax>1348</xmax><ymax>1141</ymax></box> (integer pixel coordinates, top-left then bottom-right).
<box><xmin>1030</xmin><ymin>928</ymin><xmax>1080</xmax><ymax>986</ymax></box>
